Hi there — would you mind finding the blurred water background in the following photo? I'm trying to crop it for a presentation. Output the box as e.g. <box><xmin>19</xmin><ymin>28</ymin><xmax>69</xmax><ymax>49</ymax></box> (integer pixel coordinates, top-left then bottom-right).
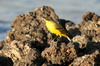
<box><xmin>0</xmin><ymin>0</ymin><xmax>100</xmax><ymax>41</ymax></box>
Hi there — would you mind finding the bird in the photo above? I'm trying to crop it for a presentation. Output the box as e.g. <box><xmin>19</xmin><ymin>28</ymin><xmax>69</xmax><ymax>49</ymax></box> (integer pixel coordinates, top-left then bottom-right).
<box><xmin>42</xmin><ymin>17</ymin><xmax>71</xmax><ymax>41</ymax></box>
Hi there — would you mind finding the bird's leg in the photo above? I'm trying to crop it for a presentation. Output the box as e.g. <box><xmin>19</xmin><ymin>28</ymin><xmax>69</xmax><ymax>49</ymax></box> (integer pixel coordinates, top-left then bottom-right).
<box><xmin>51</xmin><ymin>35</ymin><xmax>58</xmax><ymax>42</ymax></box>
<box><xmin>50</xmin><ymin>35</ymin><xmax>58</xmax><ymax>44</ymax></box>
<box><xmin>52</xmin><ymin>35</ymin><xmax>58</xmax><ymax>41</ymax></box>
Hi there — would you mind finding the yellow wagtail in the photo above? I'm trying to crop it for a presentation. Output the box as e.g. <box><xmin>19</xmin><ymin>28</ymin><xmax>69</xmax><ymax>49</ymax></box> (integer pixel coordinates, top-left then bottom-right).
<box><xmin>43</xmin><ymin>17</ymin><xmax>71</xmax><ymax>41</ymax></box>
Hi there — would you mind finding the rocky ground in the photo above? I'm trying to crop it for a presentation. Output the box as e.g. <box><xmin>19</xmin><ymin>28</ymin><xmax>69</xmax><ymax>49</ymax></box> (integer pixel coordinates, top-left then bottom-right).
<box><xmin>0</xmin><ymin>6</ymin><xmax>100</xmax><ymax>66</ymax></box>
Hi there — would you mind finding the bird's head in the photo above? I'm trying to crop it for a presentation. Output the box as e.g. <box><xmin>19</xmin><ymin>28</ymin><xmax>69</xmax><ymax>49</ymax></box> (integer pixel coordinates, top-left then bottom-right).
<box><xmin>42</xmin><ymin>17</ymin><xmax>53</xmax><ymax>22</ymax></box>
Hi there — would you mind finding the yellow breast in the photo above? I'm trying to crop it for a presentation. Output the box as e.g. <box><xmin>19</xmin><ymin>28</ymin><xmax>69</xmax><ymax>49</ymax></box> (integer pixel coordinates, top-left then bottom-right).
<box><xmin>43</xmin><ymin>19</ymin><xmax>71</xmax><ymax>41</ymax></box>
<box><xmin>45</xmin><ymin>20</ymin><xmax>62</xmax><ymax>35</ymax></box>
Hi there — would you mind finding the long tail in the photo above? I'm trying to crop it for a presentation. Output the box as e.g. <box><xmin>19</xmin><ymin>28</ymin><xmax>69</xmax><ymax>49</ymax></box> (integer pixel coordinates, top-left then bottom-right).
<box><xmin>66</xmin><ymin>36</ymin><xmax>71</xmax><ymax>41</ymax></box>
<box><xmin>62</xmin><ymin>34</ymin><xmax>71</xmax><ymax>41</ymax></box>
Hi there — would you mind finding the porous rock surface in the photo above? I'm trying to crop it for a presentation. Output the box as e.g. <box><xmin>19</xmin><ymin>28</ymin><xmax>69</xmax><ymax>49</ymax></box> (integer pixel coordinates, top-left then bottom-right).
<box><xmin>0</xmin><ymin>6</ymin><xmax>100</xmax><ymax>66</ymax></box>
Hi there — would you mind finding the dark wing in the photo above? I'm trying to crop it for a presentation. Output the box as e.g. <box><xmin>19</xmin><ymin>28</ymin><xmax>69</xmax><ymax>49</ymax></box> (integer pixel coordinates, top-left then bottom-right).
<box><xmin>55</xmin><ymin>25</ymin><xmax>68</xmax><ymax>35</ymax></box>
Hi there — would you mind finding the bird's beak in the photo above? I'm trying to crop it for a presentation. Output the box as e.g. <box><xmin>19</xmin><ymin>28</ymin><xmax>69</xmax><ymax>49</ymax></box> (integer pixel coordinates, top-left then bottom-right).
<box><xmin>42</xmin><ymin>17</ymin><xmax>45</xmax><ymax>20</ymax></box>
<box><xmin>42</xmin><ymin>17</ymin><xmax>46</xmax><ymax>22</ymax></box>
